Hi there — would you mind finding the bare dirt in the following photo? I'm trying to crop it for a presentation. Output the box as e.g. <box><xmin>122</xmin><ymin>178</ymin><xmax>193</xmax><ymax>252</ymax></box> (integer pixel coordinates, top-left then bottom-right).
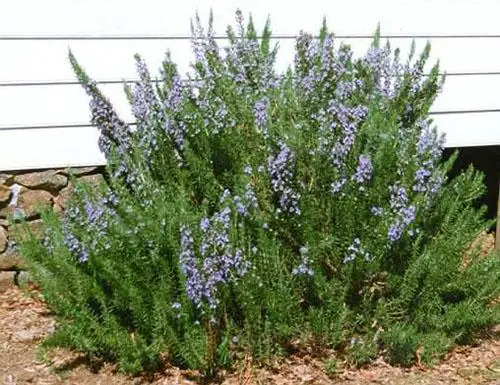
<box><xmin>1</xmin><ymin>233</ymin><xmax>499</xmax><ymax>384</ymax></box>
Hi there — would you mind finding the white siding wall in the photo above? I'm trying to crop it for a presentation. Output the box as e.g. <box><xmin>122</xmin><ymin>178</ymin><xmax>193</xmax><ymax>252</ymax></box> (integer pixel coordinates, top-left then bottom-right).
<box><xmin>1</xmin><ymin>0</ymin><xmax>499</xmax><ymax>171</ymax></box>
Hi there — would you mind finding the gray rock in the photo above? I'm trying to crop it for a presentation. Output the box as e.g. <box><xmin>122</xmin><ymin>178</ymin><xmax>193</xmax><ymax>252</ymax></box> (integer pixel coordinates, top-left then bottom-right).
<box><xmin>15</xmin><ymin>271</ymin><xmax>33</xmax><ymax>288</ymax></box>
<box><xmin>8</xmin><ymin>184</ymin><xmax>21</xmax><ymax>206</ymax></box>
<box><xmin>59</xmin><ymin>166</ymin><xmax>102</xmax><ymax>177</ymax></box>
<box><xmin>14</xmin><ymin>171</ymin><xmax>67</xmax><ymax>193</ymax></box>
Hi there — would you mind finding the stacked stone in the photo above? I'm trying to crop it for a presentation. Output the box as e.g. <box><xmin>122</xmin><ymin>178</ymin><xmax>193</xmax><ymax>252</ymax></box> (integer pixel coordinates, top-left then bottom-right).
<box><xmin>0</xmin><ymin>167</ymin><xmax>104</xmax><ymax>291</ymax></box>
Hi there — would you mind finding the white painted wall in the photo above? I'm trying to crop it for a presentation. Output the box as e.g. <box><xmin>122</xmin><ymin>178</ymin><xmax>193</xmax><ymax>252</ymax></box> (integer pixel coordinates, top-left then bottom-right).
<box><xmin>1</xmin><ymin>0</ymin><xmax>499</xmax><ymax>171</ymax></box>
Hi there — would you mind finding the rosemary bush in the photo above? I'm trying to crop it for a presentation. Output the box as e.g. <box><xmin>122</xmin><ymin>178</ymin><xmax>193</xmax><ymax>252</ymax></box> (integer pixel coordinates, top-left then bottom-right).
<box><xmin>18</xmin><ymin>11</ymin><xmax>500</xmax><ymax>375</ymax></box>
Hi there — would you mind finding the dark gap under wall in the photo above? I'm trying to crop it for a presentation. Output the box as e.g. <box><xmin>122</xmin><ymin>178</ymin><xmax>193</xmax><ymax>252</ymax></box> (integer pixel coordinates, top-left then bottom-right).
<box><xmin>443</xmin><ymin>146</ymin><xmax>500</xmax><ymax>227</ymax></box>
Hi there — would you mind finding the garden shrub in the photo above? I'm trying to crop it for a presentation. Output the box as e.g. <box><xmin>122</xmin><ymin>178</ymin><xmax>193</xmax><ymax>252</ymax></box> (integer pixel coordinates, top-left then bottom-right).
<box><xmin>17</xmin><ymin>11</ymin><xmax>500</xmax><ymax>375</ymax></box>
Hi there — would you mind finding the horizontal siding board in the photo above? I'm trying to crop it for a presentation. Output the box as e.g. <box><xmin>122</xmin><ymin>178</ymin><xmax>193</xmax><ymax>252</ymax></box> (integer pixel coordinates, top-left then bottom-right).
<box><xmin>2</xmin><ymin>111</ymin><xmax>499</xmax><ymax>172</ymax></box>
<box><xmin>2</xmin><ymin>37</ymin><xmax>500</xmax><ymax>83</ymax></box>
<box><xmin>433</xmin><ymin>112</ymin><xmax>500</xmax><ymax>148</ymax></box>
<box><xmin>2</xmin><ymin>0</ymin><xmax>500</xmax><ymax>37</ymax></box>
<box><xmin>0</xmin><ymin>126</ymin><xmax>106</xmax><ymax>171</ymax></box>
<box><xmin>0</xmin><ymin>75</ymin><xmax>498</xmax><ymax>127</ymax></box>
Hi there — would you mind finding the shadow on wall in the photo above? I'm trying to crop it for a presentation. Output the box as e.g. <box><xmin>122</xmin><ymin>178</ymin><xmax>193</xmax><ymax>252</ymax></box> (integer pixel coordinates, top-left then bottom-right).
<box><xmin>444</xmin><ymin>146</ymin><xmax>500</xmax><ymax>227</ymax></box>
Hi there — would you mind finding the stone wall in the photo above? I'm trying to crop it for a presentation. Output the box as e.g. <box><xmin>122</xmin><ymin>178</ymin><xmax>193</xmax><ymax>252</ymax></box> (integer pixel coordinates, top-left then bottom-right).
<box><xmin>0</xmin><ymin>166</ymin><xmax>104</xmax><ymax>291</ymax></box>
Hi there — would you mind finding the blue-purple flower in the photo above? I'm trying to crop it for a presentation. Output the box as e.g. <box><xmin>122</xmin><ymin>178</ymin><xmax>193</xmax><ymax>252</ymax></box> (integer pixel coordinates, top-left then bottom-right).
<box><xmin>344</xmin><ymin>238</ymin><xmax>371</xmax><ymax>263</ymax></box>
<box><xmin>160</xmin><ymin>54</ymin><xmax>188</xmax><ymax>153</ymax></box>
<box><xmin>179</xmin><ymin>225</ymin><xmax>204</xmax><ymax>307</ymax></box>
<box><xmin>268</xmin><ymin>141</ymin><xmax>301</xmax><ymax>215</ymax></box>
<box><xmin>254</xmin><ymin>97</ymin><xmax>269</xmax><ymax>136</ymax></box>
<box><xmin>327</xmin><ymin>102</ymin><xmax>368</xmax><ymax>167</ymax></box>
<box><xmin>364</xmin><ymin>44</ymin><xmax>394</xmax><ymax>98</ymax></box>
<box><xmin>388</xmin><ymin>220</ymin><xmax>404</xmax><ymax>243</ymax></box>
<box><xmin>179</xmin><ymin>204</ymin><xmax>250</xmax><ymax>309</ymax></box>
<box><xmin>331</xmin><ymin>177</ymin><xmax>347</xmax><ymax>194</ymax></box>
<box><xmin>412</xmin><ymin>120</ymin><xmax>446</xmax><ymax>199</ymax></box>
<box><xmin>292</xmin><ymin>246</ymin><xmax>314</xmax><ymax>276</ymax></box>
<box><xmin>294</xmin><ymin>32</ymin><xmax>319</xmax><ymax>97</ymax></box>
<box><xmin>233</xmin><ymin>184</ymin><xmax>258</xmax><ymax>217</ymax></box>
<box><xmin>353</xmin><ymin>155</ymin><xmax>373</xmax><ymax>185</ymax></box>
<box><xmin>387</xmin><ymin>185</ymin><xmax>416</xmax><ymax>244</ymax></box>
<box><xmin>58</xmin><ymin>191</ymin><xmax>118</xmax><ymax>263</ymax></box>
<box><xmin>389</xmin><ymin>185</ymin><xmax>409</xmax><ymax>211</ymax></box>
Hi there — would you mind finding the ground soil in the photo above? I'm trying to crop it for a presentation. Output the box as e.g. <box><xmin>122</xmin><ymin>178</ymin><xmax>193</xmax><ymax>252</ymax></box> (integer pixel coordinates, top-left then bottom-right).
<box><xmin>1</xmin><ymin>233</ymin><xmax>499</xmax><ymax>384</ymax></box>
